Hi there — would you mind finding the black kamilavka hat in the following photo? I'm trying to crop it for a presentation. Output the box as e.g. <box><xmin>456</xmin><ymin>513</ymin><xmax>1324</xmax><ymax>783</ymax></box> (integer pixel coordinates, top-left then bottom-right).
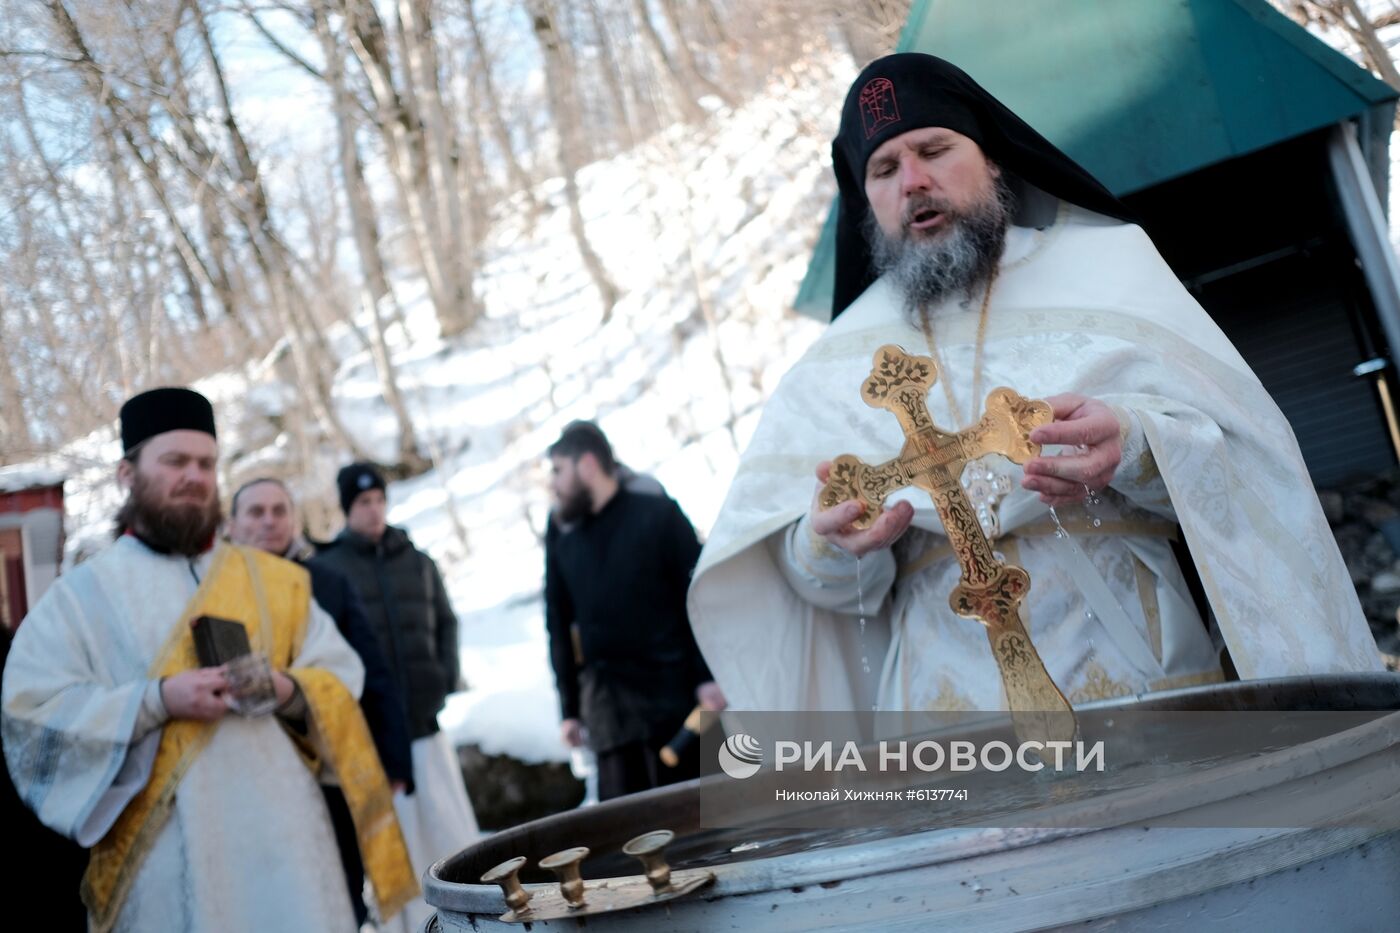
<box><xmin>119</xmin><ymin>387</ymin><xmax>216</xmax><ymax>455</ymax></box>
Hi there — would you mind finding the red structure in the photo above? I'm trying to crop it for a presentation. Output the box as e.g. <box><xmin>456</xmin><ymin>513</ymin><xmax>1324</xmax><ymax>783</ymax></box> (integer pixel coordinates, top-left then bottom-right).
<box><xmin>0</xmin><ymin>475</ymin><xmax>64</xmax><ymax>632</ymax></box>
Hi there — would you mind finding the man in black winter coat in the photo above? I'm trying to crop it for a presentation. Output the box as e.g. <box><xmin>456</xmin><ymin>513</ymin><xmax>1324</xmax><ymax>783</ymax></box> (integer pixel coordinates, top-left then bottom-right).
<box><xmin>313</xmin><ymin>462</ymin><xmax>477</xmax><ymax>928</ymax></box>
<box><xmin>545</xmin><ymin>421</ymin><xmax>726</xmax><ymax>801</ymax></box>
<box><xmin>314</xmin><ymin>465</ymin><xmax>462</xmax><ymax>740</ymax></box>
<box><xmin>227</xmin><ymin>477</ymin><xmax>413</xmax><ymax>926</ymax></box>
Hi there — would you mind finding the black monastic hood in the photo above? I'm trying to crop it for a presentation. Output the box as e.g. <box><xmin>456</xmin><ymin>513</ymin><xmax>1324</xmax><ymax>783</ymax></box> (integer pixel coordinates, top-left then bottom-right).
<box><xmin>831</xmin><ymin>53</ymin><xmax>1134</xmax><ymax>318</ymax></box>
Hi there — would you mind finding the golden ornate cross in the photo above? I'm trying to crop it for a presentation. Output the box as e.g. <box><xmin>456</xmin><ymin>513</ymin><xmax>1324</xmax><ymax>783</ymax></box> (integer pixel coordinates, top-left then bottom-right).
<box><xmin>819</xmin><ymin>345</ymin><xmax>1076</xmax><ymax>742</ymax></box>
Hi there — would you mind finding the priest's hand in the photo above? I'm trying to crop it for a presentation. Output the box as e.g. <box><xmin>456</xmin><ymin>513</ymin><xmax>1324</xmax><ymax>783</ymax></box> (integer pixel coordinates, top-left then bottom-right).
<box><xmin>160</xmin><ymin>669</ymin><xmax>232</xmax><ymax>721</ymax></box>
<box><xmin>810</xmin><ymin>460</ymin><xmax>914</xmax><ymax>558</ymax></box>
<box><xmin>1021</xmin><ymin>394</ymin><xmax>1123</xmax><ymax>506</ymax></box>
<box><xmin>272</xmin><ymin>671</ymin><xmax>296</xmax><ymax>707</ymax></box>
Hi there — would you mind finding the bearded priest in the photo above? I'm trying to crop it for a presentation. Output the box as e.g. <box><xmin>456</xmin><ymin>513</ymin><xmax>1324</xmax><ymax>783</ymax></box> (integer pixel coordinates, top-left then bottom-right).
<box><xmin>688</xmin><ymin>54</ymin><xmax>1381</xmax><ymax>716</ymax></box>
<box><xmin>2</xmin><ymin>387</ymin><xmax>416</xmax><ymax>932</ymax></box>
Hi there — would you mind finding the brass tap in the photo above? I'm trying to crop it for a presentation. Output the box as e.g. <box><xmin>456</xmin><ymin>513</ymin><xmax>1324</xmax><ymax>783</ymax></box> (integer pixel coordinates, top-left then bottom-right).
<box><xmin>538</xmin><ymin>846</ymin><xmax>590</xmax><ymax>908</ymax></box>
<box><xmin>480</xmin><ymin>856</ymin><xmax>531</xmax><ymax>916</ymax></box>
<box><xmin>622</xmin><ymin>830</ymin><xmax>675</xmax><ymax>893</ymax></box>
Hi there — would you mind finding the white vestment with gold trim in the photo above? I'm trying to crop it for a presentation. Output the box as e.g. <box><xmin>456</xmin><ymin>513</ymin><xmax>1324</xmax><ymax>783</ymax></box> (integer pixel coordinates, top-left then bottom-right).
<box><xmin>689</xmin><ymin>206</ymin><xmax>1380</xmax><ymax>713</ymax></box>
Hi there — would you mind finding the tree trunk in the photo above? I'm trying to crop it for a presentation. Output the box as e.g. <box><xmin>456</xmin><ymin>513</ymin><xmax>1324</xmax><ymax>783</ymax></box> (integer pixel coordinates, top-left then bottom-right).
<box><xmin>1335</xmin><ymin>0</ymin><xmax>1400</xmax><ymax>89</ymax></box>
<box><xmin>530</xmin><ymin>0</ymin><xmax>621</xmax><ymax>320</ymax></box>
<box><xmin>341</xmin><ymin>0</ymin><xmax>477</xmax><ymax>336</ymax></box>
<box><xmin>44</xmin><ymin>2</ymin><xmax>230</xmax><ymax>339</ymax></box>
<box><xmin>586</xmin><ymin>0</ymin><xmax>638</xmax><ymax>149</ymax></box>
<box><xmin>396</xmin><ymin>0</ymin><xmax>473</xmax><ymax>334</ymax></box>
<box><xmin>837</xmin><ymin>0</ymin><xmax>912</xmax><ymax>65</ymax></box>
<box><xmin>94</xmin><ymin>124</ymin><xmax>164</xmax><ymax>387</ymax></box>
<box><xmin>656</xmin><ymin>0</ymin><xmax>736</xmax><ymax>108</ymax></box>
<box><xmin>318</xmin><ymin>7</ymin><xmax>427</xmax><ymax>471</ymax></box>
<box><xmin>694</xmin><ymin>0</ymin><xmax>730</xmax><ymax>47</ymax></box>
<box><xmin>463</xmin><ymin>0</ymin><xmax>540</xmax><ymax>212</ymax></box>
<box><xmin>188</xmin><ymin>0</ymin><xmax>373</xmax><ymax>461</ymax></box>
<box><xmin>0</xmin><ymin>296</ymin><xmax>35</xmax><ymax>460</ymax></box>
<box><xmin>460</xmin><ymin>74</ymin><xmax>494</xmax><ymax>255</ymax></box>
<box><xmin>150</xmin><ymin>21</ymin><xmax>257</xmax><ymax>347</ymax></box>
<box><xmin>627</xmin><ymin>0</ymin><xmax>706</xmax><ymax>122</ymax></box>
<box><xmin>12</xmin><ymin>82</ymin><xmax>135</xmax><ymax>397</ymax></box>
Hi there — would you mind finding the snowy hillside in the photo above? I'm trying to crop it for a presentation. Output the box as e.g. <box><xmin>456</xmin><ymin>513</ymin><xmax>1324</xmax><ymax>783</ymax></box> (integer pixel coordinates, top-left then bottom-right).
<box><xmin>30</xmin><ymin>51</ymin><xmax>853</xmax><ymax>765</ymax></box>
<box><xmin>414</xmin><ymin>59</ymin><xmax>850</xmax><ymax>762</ymax></box>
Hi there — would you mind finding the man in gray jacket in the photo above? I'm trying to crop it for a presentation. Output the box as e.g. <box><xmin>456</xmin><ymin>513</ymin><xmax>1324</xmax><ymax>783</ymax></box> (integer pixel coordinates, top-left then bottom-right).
<box><xmin>314</xmin><ymin>462</ymin><xmax>477</xmax><ymax>931</ymax></box>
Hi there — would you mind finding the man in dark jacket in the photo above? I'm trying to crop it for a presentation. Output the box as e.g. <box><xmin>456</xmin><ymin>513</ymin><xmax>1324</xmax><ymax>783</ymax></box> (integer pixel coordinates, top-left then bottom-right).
<box><xmin>313</xmin><ymin>462</ymin><xmax>477</xmax><ymax>930</ymax></box>
<box><xmin>545</xmin><ymin>421</ymin><xmax>726</xmax><ymax>800</ymax></box>
<box><xmin>227</xmin><ymin>477</ymin><xmax>413</xmax><ymax>926</ymax></box>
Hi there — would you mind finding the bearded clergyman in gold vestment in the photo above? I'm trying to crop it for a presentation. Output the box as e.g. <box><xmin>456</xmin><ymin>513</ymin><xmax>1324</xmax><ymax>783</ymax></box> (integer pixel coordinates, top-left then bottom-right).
<box><xmin>2</xmin><ymin>388</ymin><xmax>416</xmax><ymax>932</ymax></box>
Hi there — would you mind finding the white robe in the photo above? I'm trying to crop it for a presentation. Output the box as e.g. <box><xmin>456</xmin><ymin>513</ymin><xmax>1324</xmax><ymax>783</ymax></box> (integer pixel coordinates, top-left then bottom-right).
<box><xmin>381</xmin><ymin>730</ymin><xmax>480</xmax><ymax>933</ymax></box>
<box><xmin>688</xmin><ymin>204</ymin><xmax>1381</xmax><ymax>713</ymax></box>
<box><xmin>1</xmin><ymin>536</ymin><xmax>366</xmax><ymax>932</ymax></box>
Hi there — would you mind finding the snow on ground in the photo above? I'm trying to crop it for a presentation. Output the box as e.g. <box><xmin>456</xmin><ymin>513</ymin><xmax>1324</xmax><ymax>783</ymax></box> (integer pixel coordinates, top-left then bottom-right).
<box><xmin>34</xmin><ymin>51</ymin><xmax>851</xmax><ymax>765</ymax></box>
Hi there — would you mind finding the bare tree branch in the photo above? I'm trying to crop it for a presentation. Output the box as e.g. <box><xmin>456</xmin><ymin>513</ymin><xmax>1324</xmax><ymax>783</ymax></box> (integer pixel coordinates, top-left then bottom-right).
<box><xmin>237</xmin><ymin>2</ymin><xmax>324</xmax><ymax>80</ymax></box>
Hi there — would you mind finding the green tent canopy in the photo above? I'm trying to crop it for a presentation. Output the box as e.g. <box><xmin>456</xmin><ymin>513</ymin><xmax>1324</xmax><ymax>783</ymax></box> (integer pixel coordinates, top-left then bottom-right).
<box><xmin>795</xmin><ymin>0</ymin><xmax>1398</xmax><ymax>318</ymax></box>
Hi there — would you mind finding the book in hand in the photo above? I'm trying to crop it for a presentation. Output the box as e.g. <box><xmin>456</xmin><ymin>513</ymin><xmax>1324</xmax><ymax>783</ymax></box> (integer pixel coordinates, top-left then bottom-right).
<box><xmin>191</xmin><ymin>614</ymin><xmax>252</xmax><ymax>668</ymax></box>
<box><xmin>191</xmin><ymin>615</ymin><xmax>278</xmax><ymax>717</ymax></box>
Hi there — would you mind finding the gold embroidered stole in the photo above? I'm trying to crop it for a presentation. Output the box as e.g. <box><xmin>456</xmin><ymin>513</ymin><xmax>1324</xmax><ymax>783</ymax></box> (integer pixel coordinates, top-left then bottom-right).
<box><xmin>81</xmin><ymin>544</ymin><xmax>417</xmax><ymax>930</ymax></box>
<box><xmin>290</xmin><ymin>667</ymin><xmax>419</xmax><ymax>919</ymax></box>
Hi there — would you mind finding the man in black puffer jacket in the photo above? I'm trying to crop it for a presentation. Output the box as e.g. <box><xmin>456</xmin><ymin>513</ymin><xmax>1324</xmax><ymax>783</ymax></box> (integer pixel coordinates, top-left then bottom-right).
<box><xmin>314</xmin><ymin>462</ymin><xmax>477</xmax><ymax>931</ymax></box>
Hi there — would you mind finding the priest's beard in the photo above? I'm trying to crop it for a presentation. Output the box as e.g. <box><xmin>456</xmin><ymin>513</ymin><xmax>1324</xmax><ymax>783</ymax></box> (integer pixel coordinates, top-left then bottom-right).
<box><xmin>865</xmin><ymin>173</ymin><xmax>1015</xmax><ymax>318</ymax></box>
<box><xmin>114</xmin><ymin>470</ymin><xmax>223</xmax><ymax>556</ymax></box>
<box><xmin>555</xmin><ymin>480</ymin><xmax>594</xmax><ymax>525</ymax></box>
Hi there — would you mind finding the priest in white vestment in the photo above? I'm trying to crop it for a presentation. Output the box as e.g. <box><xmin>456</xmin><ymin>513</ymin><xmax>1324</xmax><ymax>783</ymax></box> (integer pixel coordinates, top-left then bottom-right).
<box><xmin>689</xmin><ymin>54</ymin><xmax>1381</xmax><ymax>715</ymax></box>
<box><xmin>2</xmin><ymin>388</ymin><xmax>413</xmax><ymax>933</ymax></box>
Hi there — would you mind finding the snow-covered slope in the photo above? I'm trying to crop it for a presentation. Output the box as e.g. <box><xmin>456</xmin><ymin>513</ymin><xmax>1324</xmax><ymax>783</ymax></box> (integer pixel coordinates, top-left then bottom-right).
<box><xmin>383</xmin><ymin>57</ymin><xmax>851</xmax><ymax>763</ymax></box>
<box><xmin>33</xmin><ymin>52</ymin><xmax>853</xmax><ymax>765</ymax></box>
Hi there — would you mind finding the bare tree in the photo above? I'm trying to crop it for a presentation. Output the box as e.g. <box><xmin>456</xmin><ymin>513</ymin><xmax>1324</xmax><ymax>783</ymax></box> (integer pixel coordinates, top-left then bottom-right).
<box><xmin>462</xmin><ymin>0</ymin><xmax>540</xmax><ymax>213</ymax></box>
<box><xmin>627</xmin><ymin>0</ymin><xmax>706</xmax><ymax>122</ymax></box>
<box><xmin>831</xmin><ymin>0</ymin><xmax>912</xmax><ymax>66</ymax></box>
<box><xmin>655</xmin><ymin>0</ymin><xmax>735</xmax><ymax>108</ymax></box>
<box><xmin>183</xmin><ymin>1</ymin><xmax>373</xmax><ymax>461</ymax></box>
<box><xmin>11</xmin><ymin>81</ymin><xmax>139</xmax><ymax>396</ymax></box>
<box><xmin>149</xmin><ymin>16</ymin><xmax>259</xmax><ymax>347</ymax></box>
<box><xmin>584</xmin><ymin>0</ymin><xmax>638</xmax><ymax>149</ymax></box>
<box><xmin>0</xmin><ymin>0</ymin><xmax>940</xmax><ymax>467</ymax></box>
<box><xmin>529</xmin><ymin>0</ymin><xmax>621</xmax><ymax>320</ymax></box>
<box><xmin>0</xmin><ymin>293</ymin><xmax>36</xmax><ymax>461</ymax></box>
<box><xmin>1287</xmin><ymin>0</ymin><xmax>1400</xmax><ymax>89</ymax></box>
<box><xmin>338</xmin><ymin>0</ymin><xmax>481</xmax><ymax>337</ymax></box>
<box><xmin>314</xmin><ymin>6</ymin><xmax>427</xmax><ymax>470</ymax></box>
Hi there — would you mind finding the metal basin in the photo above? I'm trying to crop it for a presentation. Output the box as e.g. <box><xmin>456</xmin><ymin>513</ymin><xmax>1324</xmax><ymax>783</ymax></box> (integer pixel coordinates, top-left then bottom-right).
<box><xmin>423</xmin><ymin>674</ymin><xmax>1400</xmax><ymax>931</ymax></box>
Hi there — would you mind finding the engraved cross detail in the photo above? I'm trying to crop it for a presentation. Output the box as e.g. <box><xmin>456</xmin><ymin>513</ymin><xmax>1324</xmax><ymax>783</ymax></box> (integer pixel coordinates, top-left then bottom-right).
<box><xmin>819</xmin><ymin>345</ymin><xmax>1076</xmax><ymax>740</ymax></box>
